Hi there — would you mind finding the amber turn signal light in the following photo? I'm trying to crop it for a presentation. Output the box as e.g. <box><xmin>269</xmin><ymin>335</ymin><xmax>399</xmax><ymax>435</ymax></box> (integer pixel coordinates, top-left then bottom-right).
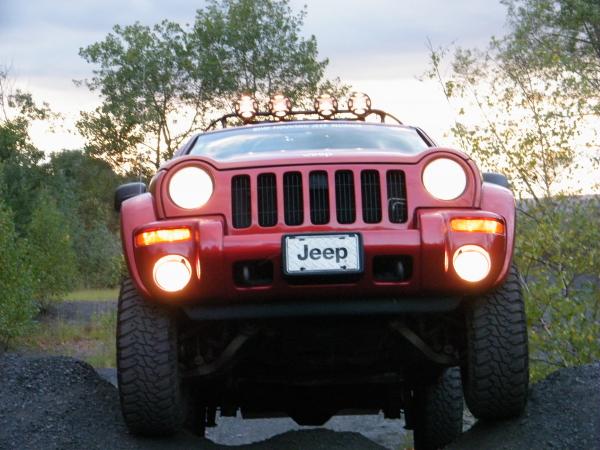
<box><xmin>450</xmin><ymin>218</ymin><xmax>505</xmax><ymax>234</ymax></box>
<box><xmin>135</xmin><ymin>228</ymin><xmax>192</xmax><ymax>247</ymax></box>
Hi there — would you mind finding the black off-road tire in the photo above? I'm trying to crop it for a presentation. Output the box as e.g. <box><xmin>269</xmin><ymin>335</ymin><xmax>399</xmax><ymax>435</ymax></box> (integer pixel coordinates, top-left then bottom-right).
<box><xmin>413</xmin><ymin>367</ymin><xmax>464</xmax><ymax>450</ymax></box>
<box><xmin>117</xmin><ymin>278</ymin><xmax>185</xmax><ymax>436</ymax></box>
<box><xmin>462</xmin><ymin>265</ymin><xmax>529</xmax><ymax>420</ymax></box>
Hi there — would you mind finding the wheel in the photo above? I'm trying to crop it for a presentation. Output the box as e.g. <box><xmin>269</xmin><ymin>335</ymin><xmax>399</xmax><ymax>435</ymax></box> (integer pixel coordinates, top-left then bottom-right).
<box><xmin>117</xmin><ymin>278</ymin><xmax>185</xmax><ymax>436</ymax></box>
<box><xmin>461</xmin><ymin>265</ymin><xmax>529</xmax><ymax>419</ymax></box>
<box><xmin>412</xmin><ymin>367</ymin><xmax>464</xmax><ymax>450</ymax></box>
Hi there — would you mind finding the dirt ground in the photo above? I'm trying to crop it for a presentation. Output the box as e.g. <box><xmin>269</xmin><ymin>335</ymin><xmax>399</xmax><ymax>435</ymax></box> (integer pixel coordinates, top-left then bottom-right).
<box><xmin>1</xmin><ymin>352</ymin><xmax>599</xmax><ymax>449</ymax></box>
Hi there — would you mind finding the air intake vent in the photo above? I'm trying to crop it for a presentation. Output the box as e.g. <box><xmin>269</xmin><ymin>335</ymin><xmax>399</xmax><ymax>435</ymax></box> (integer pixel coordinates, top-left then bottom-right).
<box><xmin>335</xmin><ymin>170</ymin><xmax>356</xmax><ymax>224</ymax></box>
<box><xmin>309</xmin><ymin>171</ymin><xmax>330</xmax><ymax>224</ymax></box>
<box><xmin>387</xmin><ymin>170</ymin><xmax>407</xmax><ymax>223</ymax></box>
<box><xmin>232</xmin><ymin>175</ymin><xmax>251</xmax><ymax>228</ymax></box>
<box><xmin>283</xmin><ymin>172</ymin><xmax>304</xmax><ymax>225</ymax></box>
<box><xmin>361</xmin><ymin>170</ymin><xmax>382</xmax><ymax>223</ymax></box>
<box><xmin>257</xmin><ymin>173</ymin><xmax>277</xmax><ymax>227</ymax></box>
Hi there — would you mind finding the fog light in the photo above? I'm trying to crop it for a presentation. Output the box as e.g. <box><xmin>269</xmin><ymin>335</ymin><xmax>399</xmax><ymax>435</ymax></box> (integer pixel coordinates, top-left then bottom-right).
<box><xmin>453</xmin><ymin>245</ymin><xmax>491</xmax><ymax>282</ymax></box>
<box><xmin>153</xmin><ymin>255</ymin><xmax>192</xmax><ymax>292</ymax></box>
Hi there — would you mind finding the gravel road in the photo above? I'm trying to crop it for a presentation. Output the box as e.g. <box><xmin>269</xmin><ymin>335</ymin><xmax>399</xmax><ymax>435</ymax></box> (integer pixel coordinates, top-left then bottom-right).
<box><xmin>2</xmin><ymin>353</ymin><xmax>599</xmax><ymax>450</ymax></box>
<box><xmin>8</xmin><ymin>300</ymin><xmax>598</xmax><ymax>449</ymax></box>
<box><xmin>0</xmin><ymin>354</ymin><xmax>399</xmax><ymax>450</ymax></box>
<box><xmin>448</xmin><ymin>362</ymin><xmax>600</xmax><ymax>450</ymax></box>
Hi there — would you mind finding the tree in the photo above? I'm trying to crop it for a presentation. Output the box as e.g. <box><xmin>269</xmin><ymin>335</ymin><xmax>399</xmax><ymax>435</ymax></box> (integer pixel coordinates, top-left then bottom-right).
<box><xmin>77</xmin><ymin>0</ymin><xmax>347</xmax><ymax>173</ymax></box>
<box><xmin>502</xmin><ymin>0</ymin><xmax>600</xmax><ymax>115</ymax></box>
<box><xmin>0</xmin><ymin>69</ymin><xmax>53</xmax><ymax>232</ymax></box>
<box><xmin>78</xmin><ymin>20</ymin><xmax>192</xmax><ymax>174</ymax></box>
<box><xmin>0</xmin><ymin>197</ymin><xmax>36</xmax><ymax>349</ymax></box>
<box><xmin>188</xmin><ymin>0</ymin><xmax>337</xmax><ymax>107</ymax></box>
<box><xmin>44</xmin><ymin>151</ymin><xmax>124</xmax><ymax>288</ymax></box>
<box><xmin>26</xmin><ymin>190</ymin><xmax>78</xmax><ymax>309</ymax></box>
<box><xmin>425</xmin><ymin>2</ymin><xmax>600</xmax><ymax>380</ymax></box>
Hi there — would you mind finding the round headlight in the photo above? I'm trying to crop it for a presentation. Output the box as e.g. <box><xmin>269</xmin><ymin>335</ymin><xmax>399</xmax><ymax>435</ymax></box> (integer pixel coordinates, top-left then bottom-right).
<box><xmin>168</xmin><ymin>167</ymin><xmax>213</xmax><ymax>209</ymax></box>
<box><xmin>422</xmin><ymin>158</ymin><xmax>467</xmax><ymax>200</ymax></box>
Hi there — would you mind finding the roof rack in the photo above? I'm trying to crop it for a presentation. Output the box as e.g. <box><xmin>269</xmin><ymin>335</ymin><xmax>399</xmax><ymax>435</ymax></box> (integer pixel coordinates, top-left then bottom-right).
<box><xmin>204</xmin><ymin>93</ymin><xmax>403</xmax><ymax>131</ymax></box>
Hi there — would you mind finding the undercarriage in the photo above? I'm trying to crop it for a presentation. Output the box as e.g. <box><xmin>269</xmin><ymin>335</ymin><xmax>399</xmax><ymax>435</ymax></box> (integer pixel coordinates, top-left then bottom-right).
<box><xmin>177</xmin><ymin>311</ymin><xmax>463</xmax><ymax>425</ymax></box>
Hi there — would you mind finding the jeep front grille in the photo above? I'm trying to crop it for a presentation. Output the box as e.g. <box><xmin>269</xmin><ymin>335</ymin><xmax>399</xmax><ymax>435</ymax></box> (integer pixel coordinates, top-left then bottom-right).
<box><xmin>231</xmin><ymin>168</ymin><xmax>407</xmax><ymax>229</ymax></box>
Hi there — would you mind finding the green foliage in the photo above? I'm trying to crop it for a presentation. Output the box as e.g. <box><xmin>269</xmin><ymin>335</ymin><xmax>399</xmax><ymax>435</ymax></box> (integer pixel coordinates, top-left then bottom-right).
<box><xmin>26</xmin><ymin>191</ymin><xmax>78</xmax><ymax>309</ymax></box>
<box><xmin>77</xmin><ymin>0</ymin><xmax>348</xmax><ymax>173</ymax></box>
<box><xmin>518</xmin><ymin>199</ymin><xmax>600</xmax><ymax>380</ymax></box>
<box><xmin>189</xmin><ymin>0</ymin><xmax>338</xmax><ymax>105</ymax></box>
<box><xmin>0</xmin><ymin>70</ymin><xmax>49</xmax><ymax>232</ymax></box>
<box><xmin>0</xmin><ymin>199</ymin><xmax>36</xmax><ymax>349</ymax></box>
<box><xmin>425</xmin><ymin>2</ymin><xmax>600</xmax><ymax>379</ymax></box>
<box><xmin>73</xmin><ymin>223</ymin><xmax>123</xmax><ymax>289</ymax></box>
<box><xmin>502</xmin><ymin>0</ymin><xmax>600</xmax><ymax>114</ymax></box>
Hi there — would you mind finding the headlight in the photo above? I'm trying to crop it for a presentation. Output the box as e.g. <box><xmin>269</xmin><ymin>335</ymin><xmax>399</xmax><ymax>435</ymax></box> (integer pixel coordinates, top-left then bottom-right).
<box><xmin>422</xmin><ymin>158</ymin><xmax>467</xmax><ymax>200</ymax></box>
<box><xmin>169</xmin><ymin>166</ymin><xmax>213</xmax><ymax>209</ymax></box>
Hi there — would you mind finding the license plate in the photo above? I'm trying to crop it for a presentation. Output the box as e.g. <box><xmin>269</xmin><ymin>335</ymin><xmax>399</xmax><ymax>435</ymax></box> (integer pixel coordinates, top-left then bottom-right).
<box><xmin>283</xmin><ymin>233</ymin><xmax>362</xmax><ymax>275</ymax></box>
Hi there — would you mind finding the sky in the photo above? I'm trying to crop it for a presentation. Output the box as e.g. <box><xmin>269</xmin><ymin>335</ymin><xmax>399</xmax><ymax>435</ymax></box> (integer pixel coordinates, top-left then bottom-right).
<box><xmin>0</xmin><ymin>0</ymin><xmax>508</xmax><ymax>152</ymax></box>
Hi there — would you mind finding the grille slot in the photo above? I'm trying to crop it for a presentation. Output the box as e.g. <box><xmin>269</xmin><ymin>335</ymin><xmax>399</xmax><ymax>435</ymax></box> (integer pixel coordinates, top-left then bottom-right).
<box><xmin>257</xmin><ymin>173</ymin><xmax>277</xmax><ymax>227</ymax></box>
<box><xmin>361</xmin><ymin>170</ymin><xmax>382</xmax><ymax>223</ymax></box>
<box><xmin>335</xmin><ymin>170</ymin><xmax>356</xmax><ymax>224</ymax></box>
<box><xmin>283</xmin><ymin>172</ymin><xmax>304</xmax><ymax>225</ymax></box>
<box><xmin>231</xmin><ymin>175</ymin><xmax>251</xmax><ymax>228</ymax></box>
<box><xmin>387</xmin><ymin>170</ymin><xmax>408</xmax><ymax>223</ymax></box>
<box><xmin>309</xmin><ymin>171</ymin><xmax>330</xmax><ymax>225</ymax></box>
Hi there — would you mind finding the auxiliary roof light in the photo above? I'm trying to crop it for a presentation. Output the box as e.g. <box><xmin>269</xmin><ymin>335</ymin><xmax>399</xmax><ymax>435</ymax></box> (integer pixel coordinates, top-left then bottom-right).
<box><xmin>268</xmin><ymin>94</ymin><xmax>292</xmax><ymax>118</ymax></box>
<box><xmin>314</xmin><ymin>94</ymin><xmax>338</xmax><ymax>118</ymax></box>
<box><xmin>348</xmin><ymin>92</ymin><xmax>371</xmax><ymax>117</ymax></box>
<box><xmin>235</xmin><ymin>94</ymin><xmax>258</xmax><ymax>122</ymax></box>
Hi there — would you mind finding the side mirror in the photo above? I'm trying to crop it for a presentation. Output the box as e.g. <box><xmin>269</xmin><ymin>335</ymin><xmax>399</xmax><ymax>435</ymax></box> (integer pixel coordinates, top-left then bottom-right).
<box><xmin>483</xmin><ymin>172</ymin><xmax>510</xmax><ymax>190</ymax></box>
<box><xmin>115</xmin><ymin>182</ymin><xmax>148</xmax><ymax>212</ymax></box>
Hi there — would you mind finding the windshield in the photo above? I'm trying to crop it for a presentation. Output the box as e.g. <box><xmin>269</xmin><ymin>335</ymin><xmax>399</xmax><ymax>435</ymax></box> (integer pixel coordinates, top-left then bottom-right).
<box><xmin>187</xmin><ymin>123</ymin><xmax>430</xmax><ymax>160</ymax></box>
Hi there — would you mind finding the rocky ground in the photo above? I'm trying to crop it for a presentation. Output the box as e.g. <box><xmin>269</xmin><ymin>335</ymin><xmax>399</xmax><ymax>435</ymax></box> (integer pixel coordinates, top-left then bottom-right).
<box><xmin>1</xmin><ymin>352</ymin><xmax>599</xmax><ymax>450</ymax></box>
<box><xmin>449</xmin><ymin>362</ymin><xmax>600</xmax><ymax>450</ymax></box>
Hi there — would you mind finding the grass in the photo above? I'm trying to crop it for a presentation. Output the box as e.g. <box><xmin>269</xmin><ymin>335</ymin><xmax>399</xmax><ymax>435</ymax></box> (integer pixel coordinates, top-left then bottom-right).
<box><xmin>64</xmin><ymin>288</ymin><xmax>119</xmax><ymax>302</ymax></box>
<box><xmin>14</xmin><ymin>311</ymin><xmax>117</xmax><ymax>367</ymax></box>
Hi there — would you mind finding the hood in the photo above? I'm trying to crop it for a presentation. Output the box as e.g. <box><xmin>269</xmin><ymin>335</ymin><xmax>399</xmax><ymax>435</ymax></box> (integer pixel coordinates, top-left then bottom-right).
<box><xmin>159</xmin><ymin>146</ymin><xmax>472</xmax><ymax>172</ymax></box>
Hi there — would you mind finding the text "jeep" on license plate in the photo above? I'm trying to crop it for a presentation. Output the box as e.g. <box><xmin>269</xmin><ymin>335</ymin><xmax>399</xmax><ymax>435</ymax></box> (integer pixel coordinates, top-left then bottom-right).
<box><xmin>283</xmin><ymin>233</ymin><xmax>362</xmax><ymax>275</ymax></box>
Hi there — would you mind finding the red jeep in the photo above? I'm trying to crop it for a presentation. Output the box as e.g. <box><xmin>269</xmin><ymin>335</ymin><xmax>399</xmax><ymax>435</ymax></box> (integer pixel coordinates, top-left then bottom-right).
<box><xmin>115</xmin><ymin>93</ymin><xmax>529</xmax><ymax>450</ymax></box>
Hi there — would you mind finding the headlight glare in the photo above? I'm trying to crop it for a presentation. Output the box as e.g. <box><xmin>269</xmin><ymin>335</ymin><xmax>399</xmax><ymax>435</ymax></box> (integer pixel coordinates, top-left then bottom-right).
<box><xmin>422</xmin><ymin>158</ymin><xmax>467</xmax><ymax>200</ymax></box>
<box><xmin>169</xmin><ymin>166</ymin><xmax>213</xmax><ymax>209</ymax></box>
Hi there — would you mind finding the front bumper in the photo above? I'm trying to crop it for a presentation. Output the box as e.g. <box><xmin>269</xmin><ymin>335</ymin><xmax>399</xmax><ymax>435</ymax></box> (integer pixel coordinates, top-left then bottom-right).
<box><xmin>127</xmin><ymin>208</ymin><xmax>509</xmax><ymax>305</ymax></box>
